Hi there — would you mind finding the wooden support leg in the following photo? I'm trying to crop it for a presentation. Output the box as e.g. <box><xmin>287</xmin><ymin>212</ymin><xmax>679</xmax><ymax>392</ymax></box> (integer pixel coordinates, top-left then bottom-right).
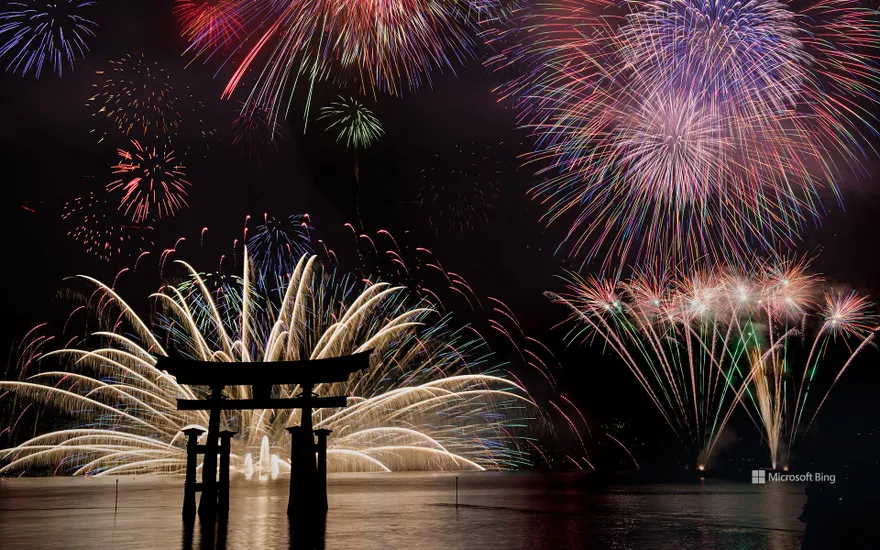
<box><xmin>287</xmin><ymin>426</ymin><xmax>317</xmax><ymax>517</ymax></box>
<box><xmin>314</xmin><ymin>429</ymin><xmax>332</xmax><ymax>512</ymax></box>
<box><xmin>182</xmin><ymin>427</ymin><xmax>206</xmax><ymax>519</ymax></box>
<box><xmin>218</xmin><ymin>431</ymin><xmax>235</xmax><ymax>513</ymax></box>
<box><xmin>199</xmin><ymin>386</ymin><xmax>223</xmax><ymax>517</ymax></box>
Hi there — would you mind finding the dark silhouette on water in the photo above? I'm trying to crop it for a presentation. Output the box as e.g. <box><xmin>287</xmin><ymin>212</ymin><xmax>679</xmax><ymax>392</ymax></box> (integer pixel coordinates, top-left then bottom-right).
<box><xmin>288</xmin><ymin>513</ymin><xmax>327</xmax><ymax>550</ymax></box>
<box><xmin>799</xmin><ymin>463</ymin><xmax>880</xmax><ymax>550</ymax></box>
<box><xmin>157</xmin><ymin>352</ymin><xmax>370</xmax><ymax>520</ymax></box>
<box><xmin>181</xmin><ymin>513</ymin><xmax>229</xmax><ymax>550</ymax></box>
<box><xmin>181</xmin><ymin>511</ymin><xmax>326</xmax><ymax>550</ymax></box>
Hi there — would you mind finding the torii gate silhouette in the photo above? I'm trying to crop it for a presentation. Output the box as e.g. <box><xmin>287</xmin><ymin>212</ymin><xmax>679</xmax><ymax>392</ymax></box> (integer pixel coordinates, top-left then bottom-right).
<box><xmin>158</xmin><ymin>351</ymin><xmax>370</xmax><ymax>519</ymax></box>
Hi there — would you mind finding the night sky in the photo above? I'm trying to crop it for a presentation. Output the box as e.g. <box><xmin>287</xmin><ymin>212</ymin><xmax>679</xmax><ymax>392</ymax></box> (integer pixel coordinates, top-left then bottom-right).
<box><xmin>2</xmin><ymin>0</ymin><xmax>879</xmax><ymax>469</ymax></box>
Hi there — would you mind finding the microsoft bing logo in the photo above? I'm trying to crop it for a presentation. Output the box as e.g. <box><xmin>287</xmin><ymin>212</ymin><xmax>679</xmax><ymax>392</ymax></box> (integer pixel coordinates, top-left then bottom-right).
<box><xmin>750</xmin><ymin>469</ymin><xmax>835</xmax><ymax>484</ymax></box>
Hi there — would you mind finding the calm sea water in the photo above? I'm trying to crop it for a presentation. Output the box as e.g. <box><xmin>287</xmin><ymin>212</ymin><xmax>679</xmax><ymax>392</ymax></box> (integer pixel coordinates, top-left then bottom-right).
<box><xmin>0</xmin><ymin>472</ymin><xmax>805</xmax><ymax>549</ymax></box>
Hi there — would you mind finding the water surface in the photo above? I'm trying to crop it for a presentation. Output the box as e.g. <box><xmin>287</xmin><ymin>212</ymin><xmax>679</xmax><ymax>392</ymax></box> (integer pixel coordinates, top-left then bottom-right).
<box><xmin>0</xmin><ymin>472</ymin><xmax>805</xmax><ymax>549</ymax></box>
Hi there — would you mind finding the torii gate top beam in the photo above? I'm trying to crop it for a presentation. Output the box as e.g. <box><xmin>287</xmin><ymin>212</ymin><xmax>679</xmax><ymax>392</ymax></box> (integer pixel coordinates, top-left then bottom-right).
<box><xmin>156</xmin><ymin>351</ymin><xmax>371</xmax><ymax>386</ymax></box>
<box><xmin>176</xmin><ymin>396</ymin><xmax>348</xmax><ymax>411</ymax></box>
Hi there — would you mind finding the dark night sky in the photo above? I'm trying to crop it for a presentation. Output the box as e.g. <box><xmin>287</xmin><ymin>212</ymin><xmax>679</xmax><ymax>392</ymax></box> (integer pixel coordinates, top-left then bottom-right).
<box><xmin>1</xmin><ymin>0</ymin><xmax>879</xmax><ymax>467</ymax></box>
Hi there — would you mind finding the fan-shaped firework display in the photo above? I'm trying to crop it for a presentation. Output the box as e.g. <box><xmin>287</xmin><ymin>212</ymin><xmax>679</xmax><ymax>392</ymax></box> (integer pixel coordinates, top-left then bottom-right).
<box><xmin>246</xmin><ymin>213</ymin><xmax>314</xmax><ymax>279</ymax></box>
<box><xmin>0</xmin><ymin>255</ymin><xmax>545</xmax><ymax>475</ymax></box>
<box><xmin>548</xmin><ymin>258</ymin><xmax>879</xmax><ymax>468</ymax></box>
<box><xmin>319</xmin><ymin>97</ymin><xmax>383</xmax><ymax>151</ymax></box>
<box><xmin>106</xmin><ymin>139</ymin><xmax>191</xmax><ymax>223</ymax></box>
<box><xmin>207</xmin><ymin>0</ymin><xmax>477</xmax><ymax>122</ymax></box>
<box><xmin>491</xmin><ymin>0</ymin><xmax>880</xmax><ymax>271</ymax></box>
<box><xmin>87</xmin><ymin>54</ymin><xmax>181</xmax><ymax>141</ymax></box>
<box><xmin>419</xmin><ymin>141</ymin><xmax>505</xmax><ymax>234</ymax></box>
<box><xmin>61</xmin><ymin>192</ymin><xmax>155</xmax><ymax>262</ymax></box>
<box><xmin>0</xmin><ymin>0</ymin><xmax>97</xmax><ymax>78</ymax></box>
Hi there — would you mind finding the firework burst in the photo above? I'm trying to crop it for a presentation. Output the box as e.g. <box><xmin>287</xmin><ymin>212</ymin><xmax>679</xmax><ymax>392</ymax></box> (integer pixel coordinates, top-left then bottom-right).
<box><xmin>174</xmin><ymin>0</ymin><xmax>243</xmax><ymax>57</ymax></box>
<box><xmin>319</xmin><ymin>97</ymin><xmax>383</xmax><ymax>226</ymax></box>
<box><xmin>61</xmin><ymin>192</ymin><xmax>155</xmax><ymax>263</ymax></box>
<box><xmin>549</xmin><ymin>258</ymin><xmax>878</xmax><ymax>468</ymax></box>
<box><xmin>319</xmin><ymin>97</ymin><xmax>383</xmax><ymax>151</ymax></box>
<box><xmin>619</xmin><ymin>0</ymin><xmax>810</xmax><ymax>119</ymax></box>
<box><xmin>231</xmin><ymin>102</ymin><xmax>283</xmax><ymax>165</ymax></box>
<box><xmin>0</xmin><ymin>255</ymin><xmax>543</xmax><ymax>475</ymax></box>
<box><xmin>419</xmin><ymin>141</ymin><xmax>506</xmax><ymax>234</ymax></box>
<box><xmin>87</xmin><ymin>54</ymin><xmax>181</xmax><ymax>141</ymax></box>
<box><xmin>491</xmin><ymin>0</ymin><xmax>880</xmax><ymax>271</ymax></box>
<box><xmin>207</xmin><ymin>0</ymin><xmax>476</xmax><ymax>122</ymax></box>
<box><xmin>106</xmin><ymin>139</ymin><xmax>191</xmax><ymax>223</ymax></box>
<box><xmin>0</xmin><ymin>0</ymin><xmax>97</xmax><ymax>78</ymax></box>
<box><xmin>246</xmin><ymin>213</ymin><xmax>315</xmax><ymax>280</ymax></box>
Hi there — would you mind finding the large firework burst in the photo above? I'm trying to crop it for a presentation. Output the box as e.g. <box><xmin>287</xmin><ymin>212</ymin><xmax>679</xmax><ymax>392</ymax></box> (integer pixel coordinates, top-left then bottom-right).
<box><xmin>205</xmin><ymin>0</ymin><xmax>476</xmax><ymax>122</ymax></box>
<box><xmin>0</xmin><ymin>255</ymin><xmax>543</xmax><ymax>476</ymax></box>
<box><xmin>0</xmin><ymin>0</ymin><xmax>97</xmax><ymax>78</ymax></box>
<box><xmin>61</xmin><ymin>192</ymin><xmax>155</xmax><ymax>263</ymax></box>
<box><xmin>87</xmin><ymin>54</ymin><xmax>181</xmax><ymax>141</ymax></box>
<box><xmin>106</xmin><ymin>139</ymin><xmax>191</xmax><ymax>223</ymax></box>
<box><xmin>491</xmin><ymin>0</ymin><xmax>880</xmax><ymax>272</ymax></box>
<box><xmin>548</xmin><ymin>258</ymin><xmax>878</xmax><ymax>468</ymax></box>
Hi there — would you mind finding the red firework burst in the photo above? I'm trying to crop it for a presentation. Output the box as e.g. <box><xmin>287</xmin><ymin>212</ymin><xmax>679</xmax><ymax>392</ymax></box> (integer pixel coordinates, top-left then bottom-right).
<box><xmin>174</xmin><ymin>0</ymin><xmax>243</xmax><ymax>55</ymax></box>
<box><xmin>107</xmin><ymin>140</ymin><xmax>191</xmax><ymax>222</ymax></box>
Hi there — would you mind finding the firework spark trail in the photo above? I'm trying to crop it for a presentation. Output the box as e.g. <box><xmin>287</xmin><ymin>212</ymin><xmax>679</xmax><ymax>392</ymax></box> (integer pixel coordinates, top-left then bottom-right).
<box><xmin>0</xmin><ymin>0</ymin><xmax>97</xmax><ymax>78</ymax></box>
<box><xmin>61</xmin><ymin>193</ymin><xmax>155</xmax><ymax>263</ymax></box>
<box><xmin>604</xmin><ymin>433</ymin><xmax>638</xmax><ymax>470</ymax></box>
<box><xmin>1</xmin><ymin>255</ymin><xmax>546</xmax><ymax>475</ymax></box>
<box><xmin>549</xmin><ymin>258</ymin><xmax>879</xmax><ymax>468</ymax></box>
<box><xmin>332</xmin><ymin>226</ymin><xmax>483</xmax><ymax>312</ymax></box>
<box><xmin>489</xmin><ymin>0</ymin><xmax>880</xmax><ymax>272</ymax></box>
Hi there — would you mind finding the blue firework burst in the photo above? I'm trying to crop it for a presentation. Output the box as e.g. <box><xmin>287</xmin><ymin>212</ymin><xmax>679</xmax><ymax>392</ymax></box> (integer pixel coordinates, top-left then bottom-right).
<box><xmin>0</xmin><ymin>0</ymin><xmax>97</xmax><ymax>78</ymax></box>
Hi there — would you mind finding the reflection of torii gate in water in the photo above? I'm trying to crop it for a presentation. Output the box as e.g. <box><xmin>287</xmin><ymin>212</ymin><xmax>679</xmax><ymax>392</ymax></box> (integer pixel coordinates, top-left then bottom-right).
<box><xmin>157</xmin><ymin>351</ymin><xmax>370</xmax><ymax>519</ymax></box>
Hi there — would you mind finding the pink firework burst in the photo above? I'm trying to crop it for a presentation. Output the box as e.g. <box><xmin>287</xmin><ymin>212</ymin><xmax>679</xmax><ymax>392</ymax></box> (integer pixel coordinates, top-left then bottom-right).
<box><xmin>824</xmin><ymin>290</ymin><xmax>879</xmax><ymax>339</ymax></box>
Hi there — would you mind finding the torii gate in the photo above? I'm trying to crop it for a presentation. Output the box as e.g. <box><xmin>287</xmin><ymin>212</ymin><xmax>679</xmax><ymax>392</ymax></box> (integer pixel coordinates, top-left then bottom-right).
<box><xmin>158</xmin><ymin>351</ymin><xmax>370</xmax><ymax>519</ymax></box>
